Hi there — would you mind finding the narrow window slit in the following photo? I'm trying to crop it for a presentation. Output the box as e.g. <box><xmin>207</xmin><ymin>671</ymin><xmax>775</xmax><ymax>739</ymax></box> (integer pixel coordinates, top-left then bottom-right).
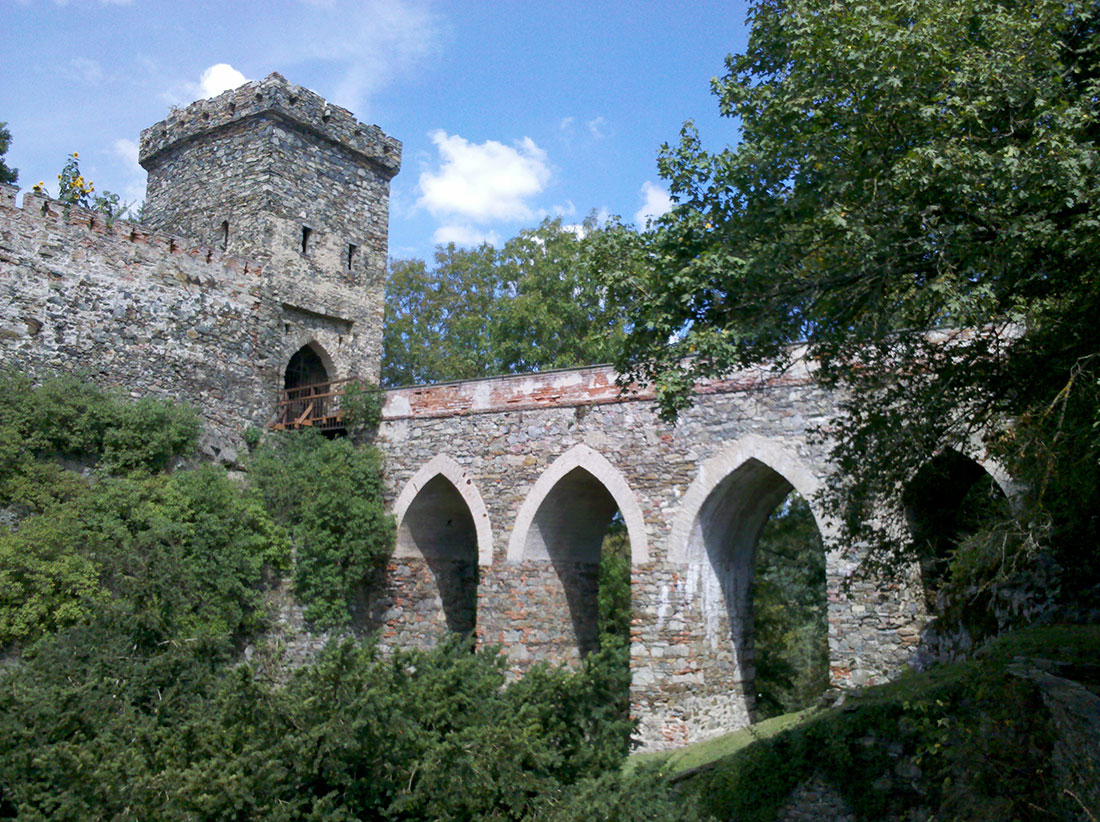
<box><xmin>347</xmin><ymin>243</ymin><xmax>357</xmax><ymax>271</ymax></box>
<box><xmin>221</xmin><ymin>220</ymin><xmax>229</xmax><ymax>250</ymax></box>
<box><xmin>301</xmin><ymin>226</ymin><xmax>312</xmax><ymax>254</ymax></box>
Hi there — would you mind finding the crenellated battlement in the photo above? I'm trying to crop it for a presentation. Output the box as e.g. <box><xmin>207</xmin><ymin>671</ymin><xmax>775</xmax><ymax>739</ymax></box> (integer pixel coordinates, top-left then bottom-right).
<box><xmin>1</xmin><ymin>184</ymin><xmax>265</xmax><ymax>290</ymax></box>
<box><xmin>0</xmin><ymin>70</ymin><xmax>400</xmax><ymax>464</ymax></box>
<box><xmin>139</xmin><ymin>72</ymin><xmax>401</xmax><ymax>179</ymax></box>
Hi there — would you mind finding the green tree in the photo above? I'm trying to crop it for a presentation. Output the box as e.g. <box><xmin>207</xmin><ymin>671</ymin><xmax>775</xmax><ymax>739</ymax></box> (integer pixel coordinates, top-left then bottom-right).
<box><xmin>383</xmin><ymin>243</ymin><xmax>501</xmax><ymax>386</ymax></box>
<box><xmin>612</xmin><ymin>0</ymin><xmax>1100</xmax><ymax>610</ymax></box>
<box><xmin>0</xmin><ymin>122</ymin><xmax>16</xmax><ymax>185</ymax></box>
<box><xmin>382</xmin><ymin>216</ymin><xmax>633</xmax><ymax>386</ymax></box>
<box><xmin>247</xmin><ymin>429</ymin><xmax>394</xmax><ymax>627</ymax></box>
<box><xmin>752</xmin><ymin>493</ymin><xmax>828</xmax><ymax>719</ymax></box>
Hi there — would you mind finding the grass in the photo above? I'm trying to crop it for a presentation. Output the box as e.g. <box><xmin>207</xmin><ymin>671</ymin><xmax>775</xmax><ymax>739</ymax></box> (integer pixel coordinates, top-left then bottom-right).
<box><xmin>627</xmin><ymin>707</ymin><xmax>819</xmax><ymax>779</ymax></box>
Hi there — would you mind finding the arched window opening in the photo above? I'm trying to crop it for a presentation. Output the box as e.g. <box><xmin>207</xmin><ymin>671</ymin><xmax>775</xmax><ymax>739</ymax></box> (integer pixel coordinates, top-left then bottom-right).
<box><xmin>903</xmin><ymin>449</ymin><xmax>1010</xmax><ymax>609</ymax></box>
<box><xmin>398</xmin><ymin>475</ymin><xmax>479</xmax><ymax>636</ymax></box>
<box><xmin>695</xmin><ymin>457</ymin><xmax>828</xmax><ymax>723</ymax></box>
<box><xmin>284</xmin><ymin>344</ymin><xmax>329</xmax><ymax>391</ymax></box>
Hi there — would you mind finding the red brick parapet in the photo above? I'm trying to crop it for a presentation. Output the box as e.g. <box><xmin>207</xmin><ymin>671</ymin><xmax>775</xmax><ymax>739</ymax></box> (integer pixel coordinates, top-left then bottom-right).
<box><xmin>381</xmin><ymin>356</ymin><xmax>816</xmax><ymax>420</ymax></box>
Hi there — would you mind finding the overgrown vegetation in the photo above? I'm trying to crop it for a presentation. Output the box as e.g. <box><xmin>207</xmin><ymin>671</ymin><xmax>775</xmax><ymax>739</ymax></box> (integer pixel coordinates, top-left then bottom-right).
<box><xmin>5</xmin><ymin>0</ymin><xmax>1099</xmax><ymax>814</ymax></box>
<box><xmin>32</xmin><ymin>152</ymin><xmax>130</xmax><ymax>220</ymax></box>
<box><xmin>673</xmin><ymin>625</ymin><xmax>1100</xmax><ymax>822</ymax></box>
<box><xmin>752</xmin><ymin>493</ymin><xmax>828</xmax><ymax>719</ymax></box>
<box><xmin>382</xmin><ymin>216</ymin><xmax>634</xmax><ymax>386</ymax></box>
<box><xmin>608</xmin><ymin>0</ymin><xmax>1100</xmax><ymax>653</ymax></box>
<box><xmin>0</xmin><ymin>374</ymin><xmax>663</xmax><ymax>820</ymax></box>
<box><xmin>0</xmin><ymin>371</ymin><xmax>281</xmax><ymax>651</ymax></box>
<box><xmin>0</xmin><ymin>122</ymin><xmax>17</xmax><ymax>185</ymax></box>
<box><xmin>246</xmin><ymin>428</ymin><xmax>393</xmax><ymax>627</ymax></box>
<box><xmin>0</xmin><ymin>629</ymin><xmax>653</xmax><ymax>820</ymax></box>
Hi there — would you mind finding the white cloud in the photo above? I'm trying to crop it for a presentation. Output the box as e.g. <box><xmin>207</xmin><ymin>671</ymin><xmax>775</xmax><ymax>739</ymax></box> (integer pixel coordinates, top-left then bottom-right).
<box><xmin>112</xmin><ymin>138</ymin><xmax>139</xmax><ymax>169</ymax></box>
<box><xmin>551</xmin><ymin>200</ymin><xmax>576</xmax><ymax>218</ymax></box>
<box><xmin>634</xmin><ymin>180</ymin><xmax>673</xmax><ymax>226</ymax></box>
<box><xmin>63</xmin><ymin>57</ymin><xmax>104</xmax><ymax>85</ymax></box>
<box><xmin>197</xmin><ymin>63</ymin><xmax>249</xmax><ymax>99</ymax></box>
<box><xmin>418</xmin><ymin>130</ymin><xmax>552</xmax><ymax>223</ymax></box>
<box><xmin>292</xmin><ymin>0</ymin><xmax>442</xmax><ymax>115</ymax></box>
<box><xmin>559</xmin><ymin>115</ymin><xmax>608</xmax><ymax>144</ymax></box>
<box><xmin>587</xmin><ymin>116</ymin><xmax>608</xmax><ymax>140</ymax></box>
<box><xmin>161</xmin><ymin>63</ymin><xmax>250</xmax><ymax>107</ymax></box>
<box><xmin>432</xmin><ymin>224</ymin><xmax>500</xmax><ymax>246</ymax></box>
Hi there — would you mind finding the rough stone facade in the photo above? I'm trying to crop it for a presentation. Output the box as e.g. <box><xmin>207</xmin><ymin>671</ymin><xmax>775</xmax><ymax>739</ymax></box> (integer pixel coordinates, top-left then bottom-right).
<box><xmin>375</xmin><ymin>365</ymin><xmax>932</xmax><ymax>749</ymax></box>
<box><xmin>0</xmin><ymin>184</ymin><xmax>268</xmax><ymax>462</ymax></box>
<box><xmin>0</xmin><ymin>73</ymin><xmax>400</xmax><ymax>461</ymax></box>
<box><xmin>1</xmin><ymin>73</ymin><xmax>997</xmax><ymax>752</ymax></box>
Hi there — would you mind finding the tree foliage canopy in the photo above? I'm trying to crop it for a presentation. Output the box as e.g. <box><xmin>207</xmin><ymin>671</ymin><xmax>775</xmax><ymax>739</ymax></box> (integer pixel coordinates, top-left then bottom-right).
<box><xmin>611</xmin><ymin>0</ymin><xmax>1100</xmax><ymax>606</ymax></box>
<box><xmin>382</xmin><ymin>217</ymin><xmax>633</xmax><ymax>386</ymax></box>
<box><xmin>0</xmin><ymin>122</ymin><xmax>16</xmax><ymax>185</ymax></box>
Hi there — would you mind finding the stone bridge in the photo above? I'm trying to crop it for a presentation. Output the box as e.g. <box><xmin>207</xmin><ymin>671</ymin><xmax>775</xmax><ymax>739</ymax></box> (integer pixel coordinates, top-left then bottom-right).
<box><xmin>373</xmin><ymin>361</ymin><xmax>940</xmax><ymax>749</ymax></box>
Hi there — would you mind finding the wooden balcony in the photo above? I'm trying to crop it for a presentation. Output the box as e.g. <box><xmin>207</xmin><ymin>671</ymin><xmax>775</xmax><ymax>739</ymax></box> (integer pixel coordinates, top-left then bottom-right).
<box><xmin>272</xmin><ymin>377</ymin><xmax>357</xmax><ymax>431</ymax></box>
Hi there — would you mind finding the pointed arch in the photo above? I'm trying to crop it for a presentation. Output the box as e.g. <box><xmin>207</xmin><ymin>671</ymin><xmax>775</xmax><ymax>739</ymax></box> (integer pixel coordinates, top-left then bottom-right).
<box><xmin>394</xmin><ymin>454</ymin><xmax>493</xmax><ymax>566</ymax></box>
<box><xmin>903</xmin><ymin>446</ymin><xmax>1013</xmax><ymax>608</ymax></box>
<box><xmin>668</xmin><ymin>434</ymin><xmax>829</xmax><ymax>565</ymax></box>
<box><xmin>284</xmin><ymin>339</ymin><xmax>336</xmax><ymax>389</ymax></box>
<box><xmin>507</xmin><ymin>444</ymin><xmax>649</xmax><ymax>565</ymax></box>
<box><xmin>950</xmin><ymin>434</ymin><xmax>1024</xmax><ymax>511</ymax></box>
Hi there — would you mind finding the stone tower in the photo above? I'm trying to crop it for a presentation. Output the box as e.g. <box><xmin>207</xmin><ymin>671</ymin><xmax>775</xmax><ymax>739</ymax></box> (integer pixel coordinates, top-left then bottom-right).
<box><xmin>138</xmin><ymin>72</ymin><xmax>401</xmax><ymax>384</ymax></box>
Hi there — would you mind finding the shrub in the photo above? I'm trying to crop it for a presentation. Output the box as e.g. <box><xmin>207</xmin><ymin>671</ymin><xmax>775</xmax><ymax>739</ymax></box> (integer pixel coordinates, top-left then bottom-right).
<box><xmin>247</xmin><ymin>429</ymin><xmax>394</xmax><ymax>626</ymax></box>
<box><xmin>0</xmin><ymin>466</ymin><xmax>287</xmax><ymax>650</ymax></box>
<box><xmin>0</xmin><ymin>370</ymin><xmax>199</xmax><ymax>494</ymax></box>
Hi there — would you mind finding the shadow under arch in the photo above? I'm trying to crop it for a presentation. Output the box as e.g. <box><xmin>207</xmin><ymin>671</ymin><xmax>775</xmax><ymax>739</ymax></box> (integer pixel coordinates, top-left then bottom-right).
<box><xmin>508</xmin><ymin>444</ymin><xmax>649</xmax><ymax>565</ymax></box>
<box><xmin>394</xmin><ymin>455</ymin><xmax>494</xmax><ymax>636</ymax></box>
<box><xmin>507</xmin><ymin>444</ymin><xmax>649</xmax><ymax>655</ymax></box>
<box><xmin>667</xmin><ymin>434</ymin><xmax>829</xmax><ymax>719</ymax></box>
<box><xmin>903</xmin><ymin>447</ymin><xmax>1012</xmax><ymax>608</ymax></box>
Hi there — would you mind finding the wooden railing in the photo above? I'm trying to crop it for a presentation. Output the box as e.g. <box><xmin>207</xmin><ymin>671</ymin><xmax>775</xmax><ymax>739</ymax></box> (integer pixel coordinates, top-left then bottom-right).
<box><xmin>272</xmin><ymin>377</ymin><xmax>357</xmax><ymax>431</ymax></box>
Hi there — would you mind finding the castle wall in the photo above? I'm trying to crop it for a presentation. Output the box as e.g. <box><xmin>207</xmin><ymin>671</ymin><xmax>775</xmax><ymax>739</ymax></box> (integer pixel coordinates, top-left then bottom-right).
<box><xmin>0</xmin><ymin>184</ymin><xmax>273</xmax><ymax>461</ymax></box>
<box><xmin>1</xmin><ymin>73</ymin><xmax>942</xmax><ymax>754</ymax></box>
<box><xmin>375</xmin><ymin>365</ymin><xmax>929</xmax><ymax>750</ymax></box>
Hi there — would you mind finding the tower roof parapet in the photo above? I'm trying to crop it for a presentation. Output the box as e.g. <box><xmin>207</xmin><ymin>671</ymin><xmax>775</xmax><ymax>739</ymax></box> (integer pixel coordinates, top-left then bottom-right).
<box><xmin>138</xmin><ymin>72</ymin><xmax>401</xmax><ymax>179</ymax></box>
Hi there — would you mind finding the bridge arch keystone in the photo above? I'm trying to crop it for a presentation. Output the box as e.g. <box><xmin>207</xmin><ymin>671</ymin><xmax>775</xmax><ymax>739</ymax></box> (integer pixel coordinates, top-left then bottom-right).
<box><xmin>507</xmin><ymin>443</ymin><xmax>650</xmax><ymax>565</ymax></box>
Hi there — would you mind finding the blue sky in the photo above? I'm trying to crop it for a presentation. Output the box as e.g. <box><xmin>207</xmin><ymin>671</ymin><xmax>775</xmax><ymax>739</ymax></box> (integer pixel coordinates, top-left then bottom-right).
<box><xmin>1</xmin><ymin>0</ymin><xmax>750</xmax><ymax>260</ymax></box>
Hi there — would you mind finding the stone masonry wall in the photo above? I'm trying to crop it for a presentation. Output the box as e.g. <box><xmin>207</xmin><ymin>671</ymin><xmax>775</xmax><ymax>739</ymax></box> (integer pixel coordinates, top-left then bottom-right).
<box><xmin>376</xmin><ymin>364</ymin><xmax>930</xmax><ymax>751</ymax></box>
<box><xmin>2</xmin><ymin>71</ymin><xmax>938</xmax><ymax>754</ymax></box>
<box><xmin>0</xmin><ymin>184</ymin><xmax>269</xmax><ymax>462</ymax></box>
<box><xmin>140</xmin><ymin>73</ymin><xmax>401</xmax><ymax>384</ymax></box>
<box><xmin>1</xmin><ymin>75</ymin><xmax>403</xmax><ymax>460</ymax></box>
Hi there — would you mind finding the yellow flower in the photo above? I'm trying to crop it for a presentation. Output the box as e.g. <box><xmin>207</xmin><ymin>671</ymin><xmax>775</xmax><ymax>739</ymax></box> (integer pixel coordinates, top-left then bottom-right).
<box><xmin>72</xmin><ymin>152</ymin><xmax>78</xmax><ymax>158</ymax></box>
